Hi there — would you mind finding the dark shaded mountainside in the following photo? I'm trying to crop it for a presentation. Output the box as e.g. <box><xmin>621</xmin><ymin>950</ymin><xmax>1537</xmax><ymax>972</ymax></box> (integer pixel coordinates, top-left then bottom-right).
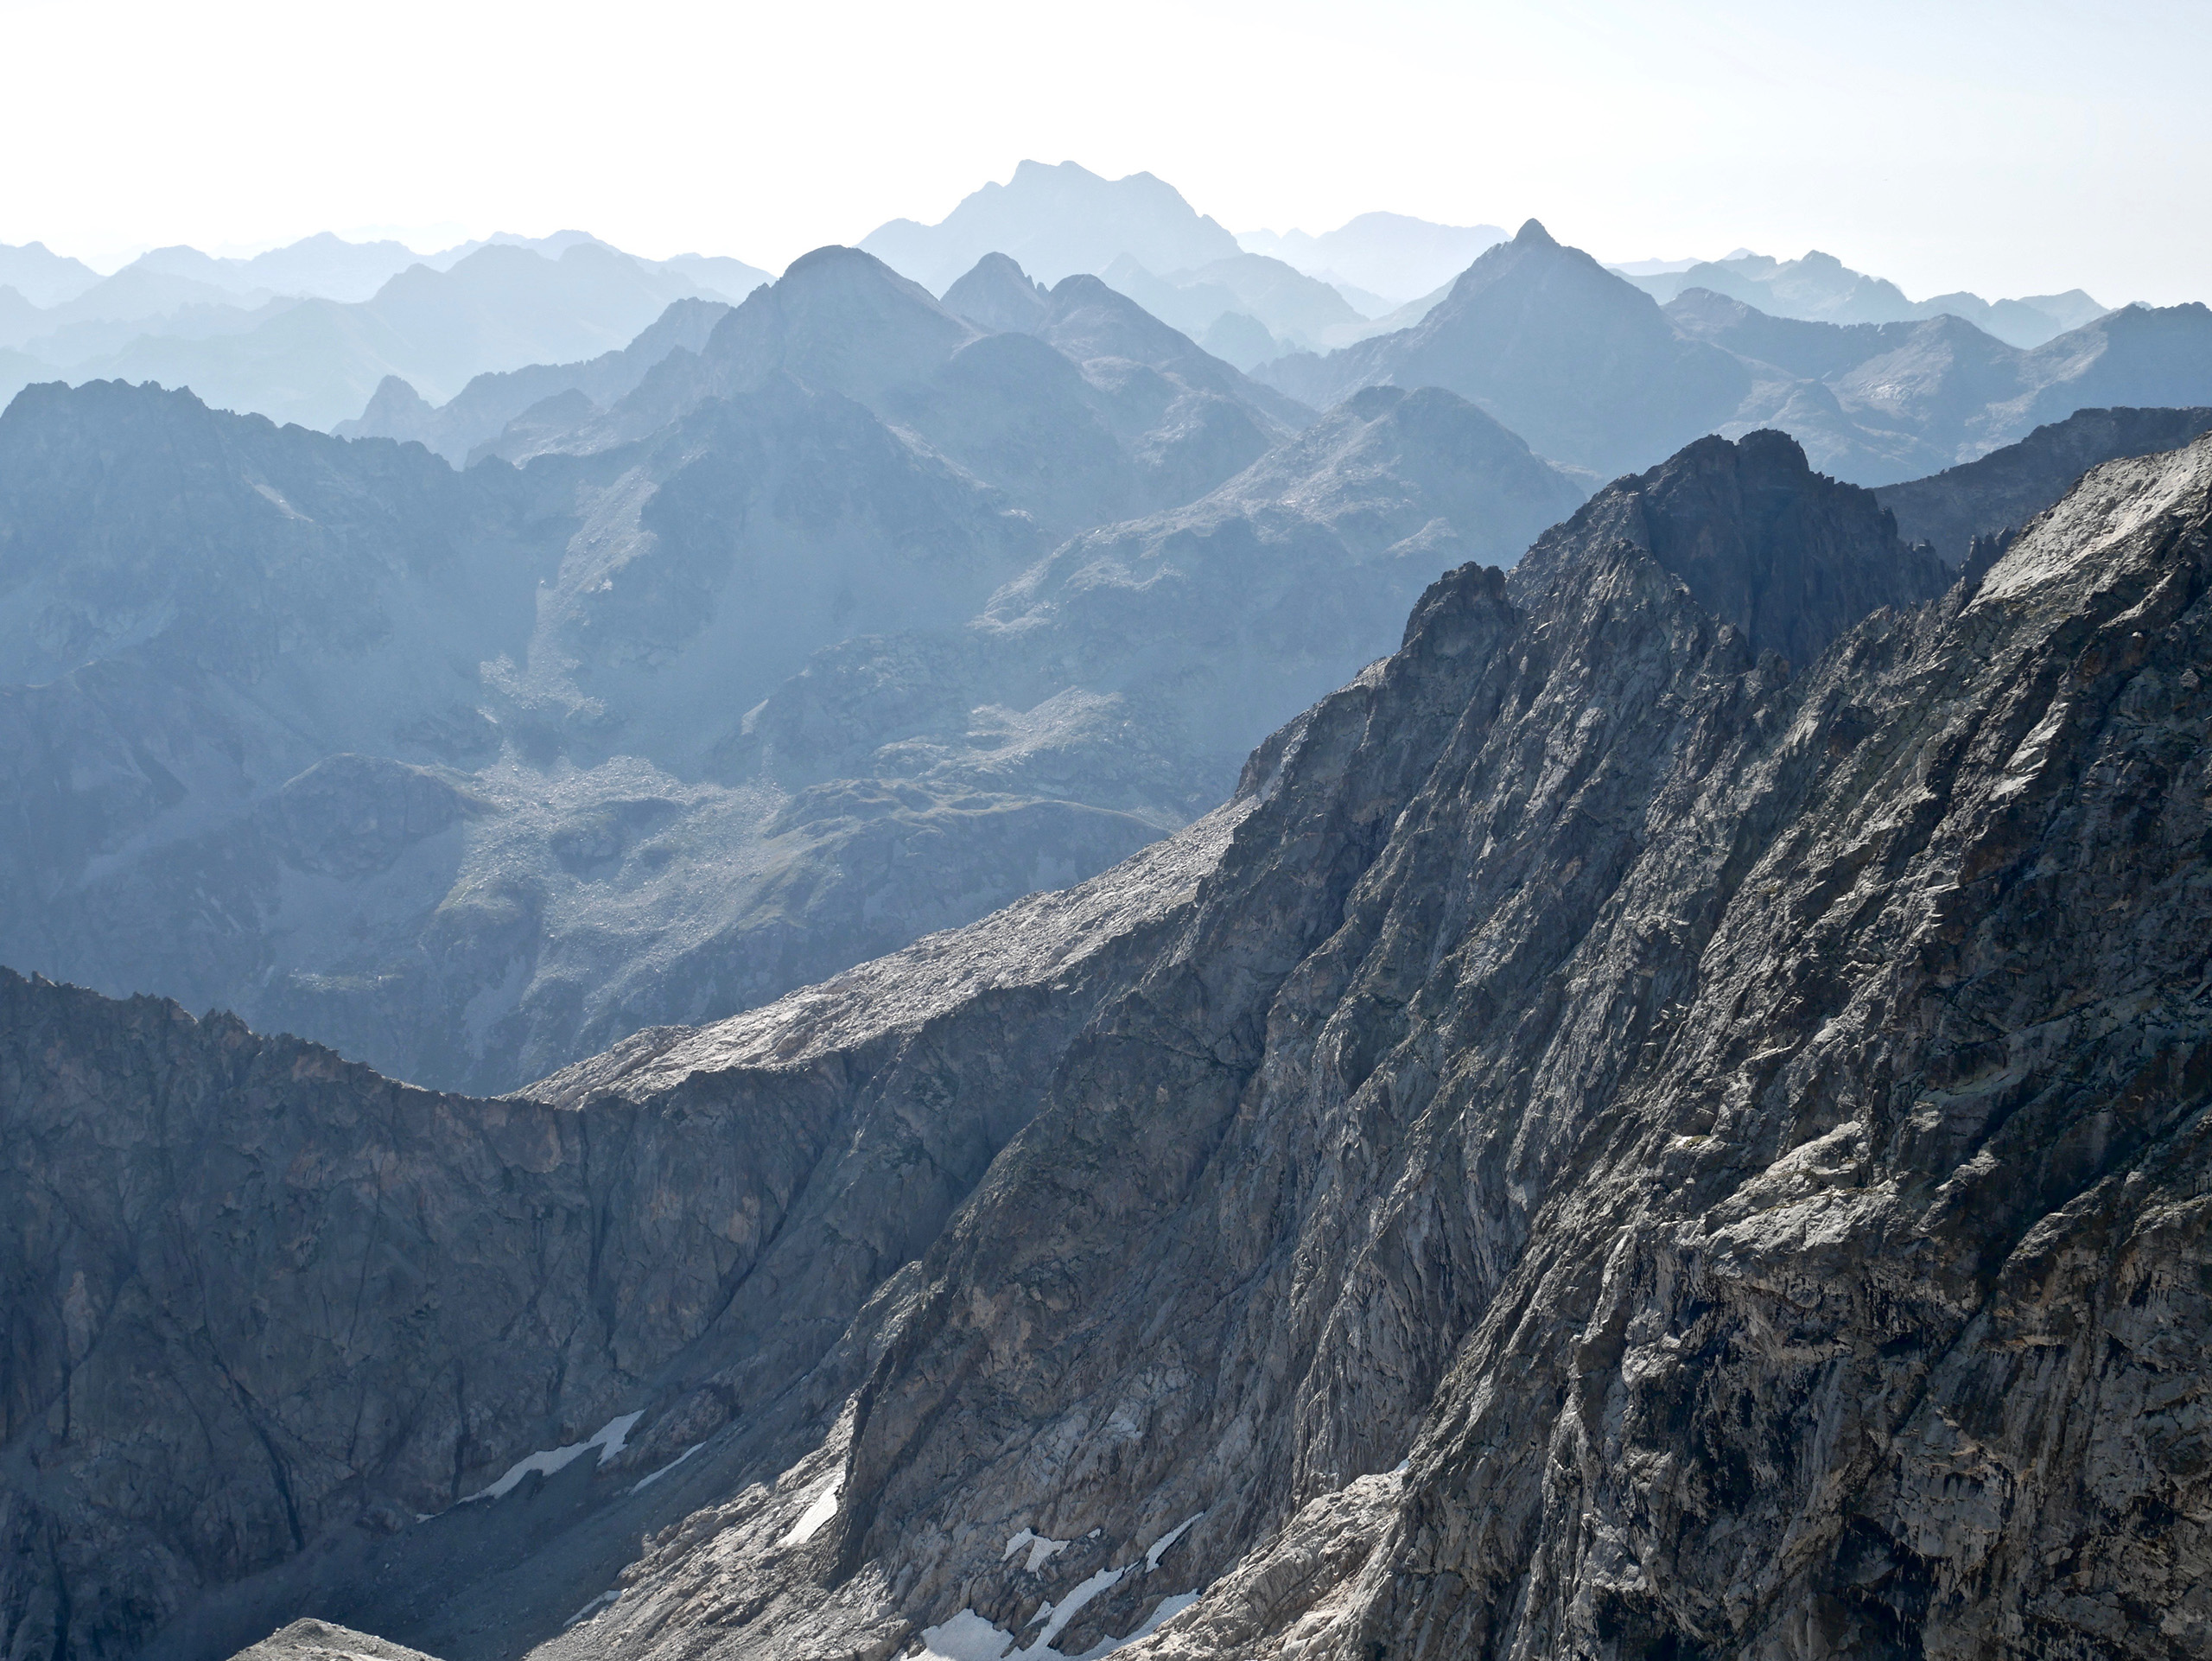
<box><xmin>7</xmin><ymin>426</ymin><xmax>2209</xmax><ymax>1661</ymax></box>
<box><xmin>1258</xmin><ymin>219</ymin><xmax>2212</xmax><ymax>487</ymax></box>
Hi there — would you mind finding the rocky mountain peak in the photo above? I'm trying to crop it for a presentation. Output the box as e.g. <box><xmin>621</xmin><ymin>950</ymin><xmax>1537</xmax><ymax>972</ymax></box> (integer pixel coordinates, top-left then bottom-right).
<box><xmin>1520</xmin><ymin>427</ymin><xmax>1949</xmax><ymax>665</ymax></box>
<box><xmin>1513</xmin><ymin>215</ymin><xmax>1558</xmax><ymax>247</ymax></box>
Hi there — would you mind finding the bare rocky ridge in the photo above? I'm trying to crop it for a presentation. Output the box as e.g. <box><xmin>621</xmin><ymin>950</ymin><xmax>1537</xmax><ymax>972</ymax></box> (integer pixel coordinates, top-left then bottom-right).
<box><xmin>16</xmin><ymin>428</ymin><xmax>2206</xmax><ymax>1660</ymax></box>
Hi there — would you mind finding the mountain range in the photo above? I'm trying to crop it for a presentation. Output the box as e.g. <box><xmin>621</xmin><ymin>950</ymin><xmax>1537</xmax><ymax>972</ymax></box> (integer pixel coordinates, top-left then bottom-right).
<box><xmin>1624</xmin><ymin>247</ymin><xmax>2109</xmax><ymax>347</ymax></box>
<box><xmin>1258</xmin><ymin>219</ymin><xmax>2212</xmax><ymax>484</ymax></box>
<box><xmin>0</xmin><ymin>248</ymin><xmax>1338</xmax><ymax>1096</ymax></box>
<box><xmin>6</xmin><ymin>416</ymin><xmax>2206</xmax><ymax>1661</ymax></box>
<box><xmin>0</xmin><ymin>234</ymin><xmax>772</xmax><ymax>430</ymax></box>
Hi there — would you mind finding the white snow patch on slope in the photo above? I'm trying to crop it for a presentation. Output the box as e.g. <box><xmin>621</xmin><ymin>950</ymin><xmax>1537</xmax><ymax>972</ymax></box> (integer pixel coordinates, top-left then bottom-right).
<box><xmin>1004</xmin><ymin>1527</ymin><xmax>1071</xmax><ymax>1574</ymax></box>
<box><xmin>781</xmin><ymin>1473</ymin><xmax>843</xmax><ymax>1545</ymax></box>
<box><xmin>563</xmin><ymin>1589</ymin><xmax>620</xmax><ymax>1628</ymax></box>
<box><xmin>916</xmin><ymin>1575</ymin><xmax>1198</xmax><ymax>1661</ymax></box>
<box><xmin>631</xmin><ymin>1441</ymin><xmax>705</xmax><ymax>1494</ymax></box>
<box><xmin>1143</xmin><ymin>1512</ymin><xmax>1202</xmax><ymax>1571</ymax></box>
<box><xmin>461</xmin><ymin>1411</ymin><xmax>644</xmax><ymax>1504</ymax></box>
<box><xmin>1030</xmin><ymin>1565</ymin><xmax>1125</xmax><ymax>1651</ymax></box>
<box><xmin>917</xmin><ymin>1609</ymin><xmax>1014</xmax><ymax>1661</ymax></box>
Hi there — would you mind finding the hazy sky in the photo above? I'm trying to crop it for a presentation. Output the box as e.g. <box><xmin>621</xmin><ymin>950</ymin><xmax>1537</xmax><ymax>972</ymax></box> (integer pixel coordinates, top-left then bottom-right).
<box><xmin>3</xmin><ymin>0</ymin><xmax>2206</xmax><ymax>304</ymax></box>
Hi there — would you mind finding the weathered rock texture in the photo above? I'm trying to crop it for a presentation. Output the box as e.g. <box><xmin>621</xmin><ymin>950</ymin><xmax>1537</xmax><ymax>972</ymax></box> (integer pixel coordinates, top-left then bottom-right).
<box><xmin>14</xmin><ymin>428</ymin><xmax>2206</xmax><ymax>1661</ymax></box>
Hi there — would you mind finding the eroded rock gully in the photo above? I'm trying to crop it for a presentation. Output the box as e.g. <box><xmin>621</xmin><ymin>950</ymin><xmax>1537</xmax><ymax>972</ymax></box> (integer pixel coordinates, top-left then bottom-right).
<box><xmin>3</xmin><ymin>431</ymin><xmax>2207</xmax><ymax>1661</ymax></box>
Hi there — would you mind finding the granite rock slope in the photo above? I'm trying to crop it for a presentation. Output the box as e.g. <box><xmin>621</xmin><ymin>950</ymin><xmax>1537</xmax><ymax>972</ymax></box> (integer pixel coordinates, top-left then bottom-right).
<box><xmin>0</xmin><ymin>805</ymin><xmax>1245</xmax><ymax>1661</ymax></box>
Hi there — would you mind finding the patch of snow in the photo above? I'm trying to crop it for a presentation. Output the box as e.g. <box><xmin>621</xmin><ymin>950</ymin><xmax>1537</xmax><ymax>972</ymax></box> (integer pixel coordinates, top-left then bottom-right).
<box><xmin>916</xmin><ymin>1609</ymin><xmax>1014</xmax><ymax>1661</ymax></box>
<box><xmin>630</xmin><ymin>1441</ymin><xmax>705</xmax><ymax>1494</ymax></box>
<box><xmin>563</xmin><ymin>1589</ymin><xmax>619</xmax><ymax>1628</ymax></box>
<box><xmin>1392</xmin><ymin>1457</ymin><xmax>1410</xmax><ymax>1475</ymax></box>
<box><xmin>1031</xmin><ymin>1565</ymin><xmax>1125</xmax><ymax>1651</ymax></box>
<box><xmin>1143</xmin><ymin>1512</ymin><xmax>1202</xmax><ymax>1572</ymax></box>
<box><xmin>781</xmin><ymin>1473</ymin><xmax>842</xmax><ymax>1546</ymax></box>
<box><xmin>1004</xmin><ymin>1527</ymin><xmax>1071</xmax><ymax>1574</ymax></box>
<box><xmin>461</xmin><ymin>1411</ymin><xmax>645</xmax><ymax>1504</ymax></box>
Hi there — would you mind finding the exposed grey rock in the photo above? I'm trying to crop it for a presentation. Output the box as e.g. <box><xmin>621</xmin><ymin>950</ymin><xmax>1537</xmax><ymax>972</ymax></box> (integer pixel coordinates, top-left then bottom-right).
<box><xmin>227</xmin><ymin>1622</ymin><xmax>441</xmax><ymax>1661</ymax></box>
<box><xmin>1877</xmin><ymin>403</ymin><xmax>2212</xmax><ymax>563</ymax></box>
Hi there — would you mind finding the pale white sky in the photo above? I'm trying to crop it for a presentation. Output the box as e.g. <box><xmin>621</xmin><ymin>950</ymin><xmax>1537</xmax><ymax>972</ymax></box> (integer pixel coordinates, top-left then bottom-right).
<box><xmin>2</xmin><ymin>0</ymin><xmax>2206</xmax><ymax>304</ymax></box>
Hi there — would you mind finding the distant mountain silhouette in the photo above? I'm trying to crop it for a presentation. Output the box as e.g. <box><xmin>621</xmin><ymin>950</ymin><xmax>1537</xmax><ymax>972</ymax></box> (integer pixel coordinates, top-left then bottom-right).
<box><xmin>1874</xmin><ymin>404</ymin><xmax>2212</xmax><ymax>563</ymax></box>
<box><xmin>860</xmin><ymin>160</ymin><xmax>1243</xmax><ymax>293</ymax></box>
<box><xmin>0</xmin><ymin>234</ymin><xmax>772</xmax><ymax>430</ymax></box>
<box><xmin>334</xmin><ymin>296</ymin><xmax>734</xmax><ymax>462</ymax></box>
<box><xmin>1256</xmin><ymin>223</ymin><xmax>2212</xmax><ymax>486</ymax></box>
<box><xmin>1258</xmin><ymin>220</ymin><xmax>1750</xmax><ymax>477</ymax></box>
<box><xmin>1688</xmin><ymin>291</ymin><xmax>2212</xmax><ymax>483</ymax></box>
<box><xmin>1626</xmin><ymin>249</ymin><xmax>2107</xmax><ymax>348</ymax></box>
<box><xmin>0</xmin><ymin>240</ymin><xmax>101</xmax><ymax>308</ymax></box>
<box><xmin>1096</xmin><ymin>252</ymin><xmax>1376</xmax><ymax>366</ymax></box>
<box><xmin>514</xmin><ymin>248</ymin><xmax>1307</xmax><ymax>538</ymax></box>
<box><xmin>1239</xmin><ymin>210</ymin><xmax>1508</xmax><ymax>303</ymax></box>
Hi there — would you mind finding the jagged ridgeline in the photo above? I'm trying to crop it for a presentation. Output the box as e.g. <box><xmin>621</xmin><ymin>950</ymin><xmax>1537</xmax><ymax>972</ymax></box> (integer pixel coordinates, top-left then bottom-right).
<box><xmin>4</xmin><ymin>425</ymin><xmax>2207</xmax><ymax>1660</ymax></box>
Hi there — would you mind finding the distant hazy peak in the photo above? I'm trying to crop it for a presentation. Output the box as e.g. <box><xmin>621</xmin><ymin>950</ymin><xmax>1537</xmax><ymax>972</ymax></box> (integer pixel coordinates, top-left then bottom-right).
<box><xmin>941</xmin><ymin>251</ymin><xmax>1052</xmax><ymax>335</ymax></box>
<box><xmin>1514</xmin><ymin>218</ymin><xmax>1557</xmax><ymax>247</ymax></box>
<box><xmin>1624</xmin><ymin>246</ymin><xmax>2109</xmax><ymax>348</ymax></box>
<box><xmin>858</xmin><ymin>159</ymin><xmax>1243</xmax><ymax>294</ymax></box>
<box><xmin>1236</xmin><ymin>212</ymin><xmax>1509</xmax><ymax>305</ymax></box>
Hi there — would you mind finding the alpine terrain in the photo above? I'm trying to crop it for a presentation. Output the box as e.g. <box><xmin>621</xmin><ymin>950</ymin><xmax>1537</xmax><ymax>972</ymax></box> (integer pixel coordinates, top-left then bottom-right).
<box><xmin>4</xmin><ymin>422</ymin><xmax>2208</xmax><ymax>1661</ymax></box>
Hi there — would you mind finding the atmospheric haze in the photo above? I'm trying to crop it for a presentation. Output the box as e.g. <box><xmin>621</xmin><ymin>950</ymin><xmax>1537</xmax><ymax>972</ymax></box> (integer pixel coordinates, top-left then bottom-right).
<box><xmin>1</xmin><ymin>0</ymin><xmax>2207</xmax><ymax>305</ymax></box>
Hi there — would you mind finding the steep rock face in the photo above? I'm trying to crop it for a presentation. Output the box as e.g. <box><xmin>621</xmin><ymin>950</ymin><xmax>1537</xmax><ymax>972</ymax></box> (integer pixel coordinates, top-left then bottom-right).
<box><xmin>556</xmin><ymin>432</ymin><xmax>2211</xmax><ymax>1660</ymax></box>
<box><xmin>1878</xmin><ymin>403</ymin><xmax>2212</xmax><ymax>563</ymax></box>
<box><xmin>0</xmin><ymin>808</ymin><xmax>1244</xmax><ymax>1661</ymax></box>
